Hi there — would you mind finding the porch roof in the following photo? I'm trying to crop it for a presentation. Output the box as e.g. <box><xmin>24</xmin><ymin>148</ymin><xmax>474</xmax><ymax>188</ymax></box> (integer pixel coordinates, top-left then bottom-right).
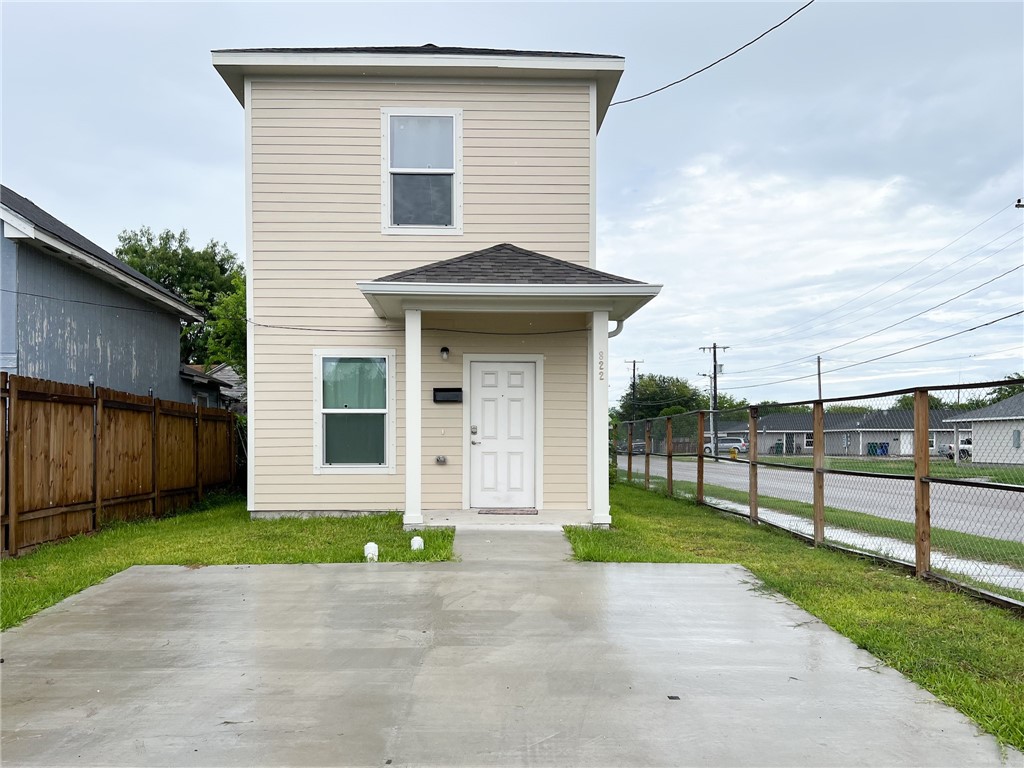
<box><xmin>357</xmin><ymin>244</ymin><xmax>661</xmax><ymax>321</ymax></box>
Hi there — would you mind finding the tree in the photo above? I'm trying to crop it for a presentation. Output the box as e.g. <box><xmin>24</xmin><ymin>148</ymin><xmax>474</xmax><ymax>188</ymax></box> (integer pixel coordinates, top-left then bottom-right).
<box><xmin>825</xmin><ymin>404</ymin><xmax>876</xmax><ymax>414</ymax></box>
<box><xmin>756</xmin><ymin>400</ymin><xmax>812</xmax><ymax>415</ymax></box>
<box><xmin>988</xmin><ymin>373</ymin><xmax>1024</xmax><ymax>403</ymax></box>
<box><xmin>207</xmin><ymin>272</ymin><xmax>247</xmax><ymax>377</ymax></box>
<box><xmin>616</xmin><ymin>373</ymin><xmax>704</xmax><ymax>423</ymax></box>
<box><xmin>892</xmin><ymin>393</ymin><xmax>946</xmax><ymax>411</ymax></box>
<box><xmin>116</xmin><ymin>227</ymin><xmax>242</xmax><ymax>363</ymax></box>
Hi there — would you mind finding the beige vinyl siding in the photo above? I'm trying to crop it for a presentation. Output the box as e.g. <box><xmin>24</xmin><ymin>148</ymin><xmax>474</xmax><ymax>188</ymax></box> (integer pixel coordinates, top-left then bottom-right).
<box><xmin>249</xmin><ymin>78</ymin><xmax>594</xmax><ymax>513</ymax></box>
<box><xmin>252</xmin><ymin>314</ymin><xmax>587</xmax><ymax>511</ymax></box>
<box><xmin>420</xmin><ymin>313</ymin><xmax>588</xmax><ymax>511</ymax></box>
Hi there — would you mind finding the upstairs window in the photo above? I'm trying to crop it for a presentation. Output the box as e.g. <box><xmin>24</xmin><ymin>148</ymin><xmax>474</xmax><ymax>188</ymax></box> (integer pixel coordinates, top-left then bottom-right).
<box><xmin>382</xmin><ymin>108</ymin><xmax>463</xmax><ymax>234</ymax></box>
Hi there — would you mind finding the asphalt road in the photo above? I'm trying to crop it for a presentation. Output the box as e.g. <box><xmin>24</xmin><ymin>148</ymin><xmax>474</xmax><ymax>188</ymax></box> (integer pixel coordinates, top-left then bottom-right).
<box><xmin>619</xmin><ymin>455</ymin><xmax>1024</xmax><ymax>544</ymax></box>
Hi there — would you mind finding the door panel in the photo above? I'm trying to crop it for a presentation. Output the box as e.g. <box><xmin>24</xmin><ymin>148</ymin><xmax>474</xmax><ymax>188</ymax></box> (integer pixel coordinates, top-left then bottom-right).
<box><xmin>470</xmin><ymin>362</ymin><xmax>536</xmax><ymax>508</ymax></box>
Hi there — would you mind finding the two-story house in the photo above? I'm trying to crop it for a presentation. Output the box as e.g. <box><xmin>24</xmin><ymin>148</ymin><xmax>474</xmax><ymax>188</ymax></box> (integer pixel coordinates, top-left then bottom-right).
<box><xmin>213</xmin><ymin>45</ymin><xmax>660</xmax><ymax>526</ymax></box>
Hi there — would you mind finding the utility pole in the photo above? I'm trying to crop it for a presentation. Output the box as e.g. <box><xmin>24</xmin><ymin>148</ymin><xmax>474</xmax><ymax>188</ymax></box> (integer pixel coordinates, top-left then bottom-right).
<box><xmin>625</xmin><ymin>359</ymin><xmax>644</xmax><ymax>423</ymax></box>
<box><xmin>700</xmin><ymin>343</ymin><xmax>729</xmax><ymax>457</ymax></box>
<box><xmin>817</xmin><ymin>356</ymin><xmax>822</xmax><ymax>400</ymax></box>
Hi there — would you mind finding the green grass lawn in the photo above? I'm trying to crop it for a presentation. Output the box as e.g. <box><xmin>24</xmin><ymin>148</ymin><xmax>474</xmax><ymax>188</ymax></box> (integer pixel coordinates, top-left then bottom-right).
<box><xmin>567</xmin><ymin>483</ymin><xmax>1024</xmax><ymax>752</ymax></box>
<box><xmin>654</xmin><ymin>473</ymin><xmax>1024</xmax><ymax>577</ymax></box>
<box><xmin>0</xmin><ymin>493</ymin><xmax>454</xmax><ymax>630</ymax></box>
<box><xmin>757</xmin><ymin>454</ymin><xmax>1024</xmax><ymax>486</ymax></box>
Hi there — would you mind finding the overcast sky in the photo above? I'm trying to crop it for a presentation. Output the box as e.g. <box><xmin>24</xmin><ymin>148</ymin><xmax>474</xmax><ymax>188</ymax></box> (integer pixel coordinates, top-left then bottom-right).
<box><xmin>3</xmin><ymin>1</ymin><xmax>1022</xmax><ymax>405</ymax></box>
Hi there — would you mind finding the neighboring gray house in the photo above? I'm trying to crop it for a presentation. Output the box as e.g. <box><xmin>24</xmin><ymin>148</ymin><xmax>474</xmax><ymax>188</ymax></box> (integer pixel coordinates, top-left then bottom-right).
<box><xmin>206</xmin><ymin>362</ymin><xmax>246</xmax><ymax>412</ymax></box>
<box><xmin>713</xmin><ymin>409</ymin><xmax>963</xmax><ymax>457</ymax></box>
<box><xmin>181</xmin><ymin>364</ymin><xmax>237</xmax><ymax>410</ymax></box>
<box><xmin>945</xmin><ymin>392</ymin><xmax>1024</xmax><ymax>465</ymax></box>
<box><xmin>0</xmin><ymin>185</ymin><xmax>203</xmax><ymax>401</ymax></box>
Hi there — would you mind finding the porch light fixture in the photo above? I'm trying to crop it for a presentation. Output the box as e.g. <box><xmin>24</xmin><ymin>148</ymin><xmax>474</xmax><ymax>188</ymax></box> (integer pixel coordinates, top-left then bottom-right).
<box><xmin>440</xmin><ymin>347</ymin><xmax>450</xmax><ymax>360</ymax></box>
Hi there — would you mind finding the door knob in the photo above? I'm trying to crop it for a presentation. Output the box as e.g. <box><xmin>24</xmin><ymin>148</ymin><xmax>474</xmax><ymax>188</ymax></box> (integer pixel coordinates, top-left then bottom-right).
<box><xmin>471</xmin><ymin>440</ymin><xmax>481</xmax><ymax>445</ymax></box>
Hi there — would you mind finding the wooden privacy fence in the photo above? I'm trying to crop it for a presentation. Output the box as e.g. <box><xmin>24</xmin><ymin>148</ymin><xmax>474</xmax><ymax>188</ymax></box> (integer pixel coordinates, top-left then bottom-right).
<box><xmin>0</xmin><ymin>373</ymin><xmax>236</xmax><ymax>556</ymax></box>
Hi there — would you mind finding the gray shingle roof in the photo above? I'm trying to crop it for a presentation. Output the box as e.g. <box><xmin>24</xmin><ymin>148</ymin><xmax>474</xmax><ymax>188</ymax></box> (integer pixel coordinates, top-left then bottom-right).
<box><xmin>212</xmin><ymin>44</ymin><xmax>622</xmax><ymax>60</ymax></box>
<box><xmin>376</xmin><ymin>243</ymin><xmax>643</xmax><ymax>285</ymax></box>
<box><xmin>1</xmin><ymin>185</ymin><xmax>197</xmax><ymax>317</ymax></box>
<box><xmin>945</xmin><ymin>391</ymin><xmax>1024</xmax><ymax>422</ymax></box>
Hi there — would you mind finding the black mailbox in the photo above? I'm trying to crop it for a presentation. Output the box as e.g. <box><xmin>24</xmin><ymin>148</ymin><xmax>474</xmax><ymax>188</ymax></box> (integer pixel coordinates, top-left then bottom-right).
<box><xmin>433</xmin><ymin>387</ymin><xmax>463</xmax><ymax>403</ymax></box>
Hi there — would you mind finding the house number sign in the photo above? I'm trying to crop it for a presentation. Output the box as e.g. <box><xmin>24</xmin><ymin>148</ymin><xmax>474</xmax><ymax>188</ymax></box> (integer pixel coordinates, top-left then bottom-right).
<box><xmin>598</xmin><ymin>350</ymin><xmax>605</xmax><ymax>381</ymax></box>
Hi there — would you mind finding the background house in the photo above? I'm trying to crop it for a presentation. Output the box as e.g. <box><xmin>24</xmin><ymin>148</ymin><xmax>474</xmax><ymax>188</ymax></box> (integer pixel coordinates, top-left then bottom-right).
<box><xmin>1</xmin><ymin>185</ymin><xmax>204</xmax><ymax>401</ymax></box>
<box><xmin>707</xmin><ymin>409</ymin><xmax>963</xmax><ymax>457</ymax></box>
<box><xmin>945</xmin><ymin>392</ymin><xmax>1024</xmax><ymax>465</ymax></box>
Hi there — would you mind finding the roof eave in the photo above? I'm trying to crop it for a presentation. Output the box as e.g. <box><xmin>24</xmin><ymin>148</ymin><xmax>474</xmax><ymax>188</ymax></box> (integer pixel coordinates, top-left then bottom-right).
<box><xmin>356</xmin><ymin>281</ymin><xmax>661</xmax><ymax>322</ymax></box>
<box><xmin>212</xmin><ymin>50</ymin><xmax>624</xmax><ymax>128</ymax></box>
<box><xmin>1</xmin><ymin>205</ymin><xmax>203</xmax><ymax>322</ymax></box>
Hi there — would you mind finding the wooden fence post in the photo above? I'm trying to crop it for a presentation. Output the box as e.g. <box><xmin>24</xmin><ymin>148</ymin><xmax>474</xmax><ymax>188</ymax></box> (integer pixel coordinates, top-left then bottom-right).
<box><xmin>627</xmin><ymin>422</ymin><xmax>633</xmax><ymax>482</ymax></box>
<box><xmin>152</xmin><ymin>399</ymin><xmax>161</xmax><ymax>517</ymax></box>
<box><xmin>644</xmin><ymin>420</ymin><xmax>652</xmax><ymax>490</ymax></box>
<box><xmin>8</xmin><ymin>376</ymin><xmax>19</xmax><ymax>556</ymax></box>
<box><xmin>914</xmin><ymin>389</ymin><xmax>932</xmax><ymax>577</ymax></box>
<box><xmin>94</xmin><ymin>392</ymin><xmax>104</xmax><ymax>531</ymax></box>
<box><xmin>748</xmin><ymin>406</ymin><xmax>759</xmax><ymax>525</ymax></box>
<box><xmin>696</xmin><ymin>410</ymin><xmax>705</xmax><ymax>504</ymax></box>
<box><xmin>812</xmin><ymin>401</ymin><xmax>825</xmax><ymax>545</ymax></box>
<box><xmin>229</xmin><ymin>414</ymin><xmax>237</xmax><ymax>488</ymax></box>
<box><xmin>1</xmin><ymin>371</ymin><xmax>6</xmax><ymax>554</ymax></box>
<box><xmin>666</xmin><ymin>416</ymin><xmax>673</xmax><ymax>496</ymax></box>
<box><xmin>195</xmin><ymin>405</ymin><xmax>203</xmax><ymax>502</ymax></box>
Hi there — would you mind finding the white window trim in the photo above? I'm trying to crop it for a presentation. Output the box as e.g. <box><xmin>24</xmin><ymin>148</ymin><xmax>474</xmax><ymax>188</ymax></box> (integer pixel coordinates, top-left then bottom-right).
<box><xmin>313</xmin><ymin>348</ymin><xmax>397</xmax><ymax>475</ymax></box>
<box><xmin>381</xmin><ymin>107</ymin><xmax>463</xmax><ymax>236</ymax></box>
<box><xmin>804</xmin><ymin>433</ymin><xmax>814</xmax><ymax>449</ymax></box>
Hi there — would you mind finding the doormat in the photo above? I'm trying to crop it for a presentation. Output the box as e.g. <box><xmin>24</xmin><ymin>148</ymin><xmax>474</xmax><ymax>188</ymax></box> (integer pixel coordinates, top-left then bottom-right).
<box><xmin>477</xmin><ymin>509</ymin><xmax>539</xmax><ymax>515</ymax></box>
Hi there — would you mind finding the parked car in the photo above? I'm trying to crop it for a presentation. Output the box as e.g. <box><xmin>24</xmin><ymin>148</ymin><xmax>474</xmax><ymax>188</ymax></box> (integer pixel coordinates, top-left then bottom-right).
<box><xmin>704</xmin><ymin>437</ymin><xmax>748</xmax><ymax>455</ymax></box>
<box><xmin>616</xmin><ymin>441</ymin><xmax>647</xmax><ymax>455</ymax></box>
<box><xmin>943</xmin><ymin>438</ymin><xmax>972</xmax><ymax>461</ymax></box>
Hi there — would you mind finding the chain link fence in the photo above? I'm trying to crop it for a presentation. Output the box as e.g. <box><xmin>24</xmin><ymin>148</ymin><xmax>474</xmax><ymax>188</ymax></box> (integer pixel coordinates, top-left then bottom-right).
<box><xmin>614</xmin><ymin>378</ymin><xmax>1024</xmax><ymax>607</ymax></box>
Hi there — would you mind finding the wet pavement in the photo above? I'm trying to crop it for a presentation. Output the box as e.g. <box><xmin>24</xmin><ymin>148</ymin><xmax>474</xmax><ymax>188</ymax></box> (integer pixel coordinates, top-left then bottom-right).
<box><xmin>1</xmin><ymin>531</ymin><xmax>1019</xmax><ymax>767</ymax></box>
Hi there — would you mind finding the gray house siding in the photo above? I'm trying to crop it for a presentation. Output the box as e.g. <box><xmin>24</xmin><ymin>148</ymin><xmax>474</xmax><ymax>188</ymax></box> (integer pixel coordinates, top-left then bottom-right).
<box><xmin>14</xmin><ymin>241</ymin><xmax>192</xmax><ymax>400</ymax></box>
<box><xmin>0</xmin><ymin>236</ymin><xmax>17</xmax><ymax>372</ymax></box>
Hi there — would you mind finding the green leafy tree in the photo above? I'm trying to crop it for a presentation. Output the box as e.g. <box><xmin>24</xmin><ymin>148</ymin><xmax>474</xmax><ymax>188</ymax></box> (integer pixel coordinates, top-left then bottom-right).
<box><xmin>892</xmin><ymin>393</ymin><xmax>946</xmax><ymax>411</ymax></box>
<box><xmin>825</xmin><ymin>404</ymin><xmax>877</xmax><ymax>414</ymax></box>
<box><xmin>207</xmin><ymin>272</ymin><xmax>247</xmax><ymax>378</ymax></box>
<box><xmin>988</xmin><ymin>373</ymin><xmax>1024</xmax><ymax>403</ymax></box>
<box><xmin>616</xmin><ymin>373</ymin><xmax>704</xmax><ymax>423</ymax></box>
<box><xmin>756</xmin><ymin>400</ymin><xmax>812</xmax><ymax>414</ymax></box>
<box><xmin>116</xmin><ymin>227</ymin><xmax>242</xmax><ymax>363</ymax></box>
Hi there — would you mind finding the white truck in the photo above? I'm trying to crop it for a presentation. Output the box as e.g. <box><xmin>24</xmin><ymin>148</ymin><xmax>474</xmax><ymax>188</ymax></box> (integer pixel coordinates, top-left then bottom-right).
<box><xmin>943</xmin><ymin>438</ymin><xmax>972</xmax><ymax>461</ymax></box>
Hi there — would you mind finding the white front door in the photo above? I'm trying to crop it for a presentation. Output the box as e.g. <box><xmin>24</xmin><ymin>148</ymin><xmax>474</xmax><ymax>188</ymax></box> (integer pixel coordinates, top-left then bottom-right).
<box><xmin>469</xmin><ymin>361</ymin><xmax>536</xmax><ymax>508</ymax></box>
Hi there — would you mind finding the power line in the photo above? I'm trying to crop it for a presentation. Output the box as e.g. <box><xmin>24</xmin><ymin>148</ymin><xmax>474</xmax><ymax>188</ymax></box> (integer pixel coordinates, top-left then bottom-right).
<box><xmin>823</xmin><ymin>345</ymin><xmax>1023</xmax><ymax>366</ymax></box>
<box><xmin>789</xmin><ymin>231</ymin><xmax>1023</xmax><ymax>349</ymax></box>
<box><xmin>246</xmin><ymin>318</ymin><xmax>593</xmax><ymax>335</ymax></box>
<box><xmin>728</xmin><ymin>299</ymin><xmax>1023</xmax><ymax>382</ymax></box>
<box><xmin>736</xmin><ymin>203</ymin><xmax>1018</xmax><ymax>348</ymax></box>
<box><xmin>766</xmin><ymin>227</ymin><xmax>1023</xmax><ymax>349</ymax></box>
<box><xmin>727</xmin><ymin>253</ymin><xmax>1023</xmax><ymax>376</ymax></box>
<box><xmin>724</xmin><ymin>310</ymin><xmax>1024</xmax><ymax>392</ymax></box>
<box><xmin>0</xmin><ymin>287</ymin><xmax>196</xmax><ymax>317</ymax></box>
<box><xmin>609</xmin><ymin>0</ymin><xmax>817</xmax><ymax>107</ymax></box>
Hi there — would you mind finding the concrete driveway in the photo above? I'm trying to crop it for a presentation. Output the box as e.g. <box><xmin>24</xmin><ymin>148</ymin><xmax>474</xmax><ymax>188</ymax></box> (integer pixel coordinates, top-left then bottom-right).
<box><xmin>1</xmin><ymin>531</ymin><xmax>1019</xmax><ymax>767</ymax></box>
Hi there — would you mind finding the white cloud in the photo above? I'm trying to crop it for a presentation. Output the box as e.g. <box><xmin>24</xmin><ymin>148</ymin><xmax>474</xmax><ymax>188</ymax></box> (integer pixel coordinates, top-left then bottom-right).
<box><xmin>601</xmin><ymin>154</ymin><xmax>1023</xmax><ymax>406</ymax></box>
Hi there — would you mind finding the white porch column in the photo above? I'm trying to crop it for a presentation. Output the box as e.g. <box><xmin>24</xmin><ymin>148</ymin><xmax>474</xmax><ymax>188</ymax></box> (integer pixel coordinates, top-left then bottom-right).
<box><xmin>404</xmin><ymin>309</ymin><xmax>423</xmax><ymax>527</ymax></box>
<box><xmin>591</xmin><ymin>311</ymin><xmax>611</xmax><ymax>527</ymax></box>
